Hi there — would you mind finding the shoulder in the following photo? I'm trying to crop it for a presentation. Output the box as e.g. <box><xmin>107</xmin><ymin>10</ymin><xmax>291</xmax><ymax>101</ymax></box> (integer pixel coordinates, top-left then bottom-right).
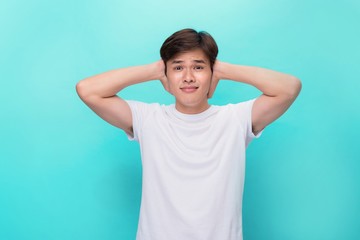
<box><xmin>125</xmin><ymin>100</ymin><xmax>171</xmax><ymax>117</ymax></box>
<box><xmin>219</xmin><ymin>99</ymin><xmax>257</xmax><ymax>131</ymax></box>
<box><xmin>220</xmin><ymin>99</ymin><xmax>256</xmax><ymax>114</ymax></box>
<box><xmin>126</xmin><ymin>100</ymin><xmax>163</xmax><ymax>111</ymax></box>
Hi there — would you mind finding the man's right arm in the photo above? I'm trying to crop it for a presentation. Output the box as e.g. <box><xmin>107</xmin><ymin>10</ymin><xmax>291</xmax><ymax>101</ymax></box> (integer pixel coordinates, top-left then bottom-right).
<box><xmin>75</xmin><ymin>60</ymin><xmax>167</xmax><ymax>136</ymax></box>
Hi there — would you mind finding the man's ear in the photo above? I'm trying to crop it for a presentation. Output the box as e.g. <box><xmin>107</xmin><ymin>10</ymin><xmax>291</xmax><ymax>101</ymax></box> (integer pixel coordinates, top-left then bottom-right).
<box><xmin>207</xmin><ymin>71</ymin><xmax>219</xmax><ymax>99</ymax></box>
<box><xmin>159</xmin><ymin>65</ymin><xmax>172</xmax><ymax>95</ymax></box>
<box><xmin>166</xmin><ymin>80</ymin><xmax>174</xmax><ymax>96</ymax></box>
<box><xmin>163</xmin><ymin>60</ymin><xmax>168</xmax><ymax>76</ymax></box>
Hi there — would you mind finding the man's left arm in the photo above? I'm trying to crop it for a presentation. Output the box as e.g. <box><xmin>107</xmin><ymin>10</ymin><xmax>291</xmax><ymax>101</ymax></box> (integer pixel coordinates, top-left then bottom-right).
<box><xmin>208</xmin><ymin>61</ymin><xmax>302</xmax><ymax>135</ymax></box>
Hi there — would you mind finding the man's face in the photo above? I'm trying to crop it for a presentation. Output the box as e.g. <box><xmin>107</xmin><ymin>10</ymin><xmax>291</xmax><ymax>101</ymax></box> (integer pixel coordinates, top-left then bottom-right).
<box><xmin>166</xmin><ymin>48</ymin><xmax>212</xmax><ymax>114</ymax></box>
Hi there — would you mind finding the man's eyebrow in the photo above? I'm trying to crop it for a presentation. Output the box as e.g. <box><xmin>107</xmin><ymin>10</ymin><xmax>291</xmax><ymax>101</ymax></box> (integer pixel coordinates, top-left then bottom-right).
<box><xmin>171</xmin><ymin>60</ymin><xmax>184</xmax><ymax>64</ymax></box>
<box><xmin>193</xmin><ymin>59</ymin><xmax>207</xmax><ymax>64</ymax></box>
<box><xmin>171</xmin><ymin>59</ymin><xmax>207</xmax><ymax>64</ymax></box>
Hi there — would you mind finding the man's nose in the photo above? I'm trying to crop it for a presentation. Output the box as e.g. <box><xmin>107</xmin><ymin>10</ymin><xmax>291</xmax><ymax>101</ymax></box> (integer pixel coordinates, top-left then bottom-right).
<box><xmin>183</xmin><ymin>69</ymin><xmax>195</xmax><ymax>83</ymax></box>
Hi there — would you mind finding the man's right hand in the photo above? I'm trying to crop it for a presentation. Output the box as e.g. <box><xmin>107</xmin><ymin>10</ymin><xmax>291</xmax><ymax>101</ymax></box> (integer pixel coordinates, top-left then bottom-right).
<box><xmin>156</xmin><ymin>59</ymin><xmax>170</xmax><ymax>93</ymax></box>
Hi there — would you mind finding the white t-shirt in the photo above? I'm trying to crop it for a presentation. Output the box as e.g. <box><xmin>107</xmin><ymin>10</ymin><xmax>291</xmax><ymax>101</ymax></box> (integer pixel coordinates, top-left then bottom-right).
<box><xmin>126</xmin><ymin>99</ymin><xmax>262</xmax><ymax>240</ymax></box>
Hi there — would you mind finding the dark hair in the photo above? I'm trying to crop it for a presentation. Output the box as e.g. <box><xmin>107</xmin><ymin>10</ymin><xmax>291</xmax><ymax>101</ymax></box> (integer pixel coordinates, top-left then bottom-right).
<box><xmin>160</xmin><ymin>28</ymin><xmax>218</xmax><ymax>72</ymax></box>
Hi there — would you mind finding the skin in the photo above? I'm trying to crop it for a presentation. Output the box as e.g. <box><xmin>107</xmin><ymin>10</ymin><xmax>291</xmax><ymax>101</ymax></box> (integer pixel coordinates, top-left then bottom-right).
<box><xmin>76</xmin><ymin>48</ymin><xmax>301</xmax><ymax>137</ymax></box>
<box><xmin>163</xmin><ymin>49</ymin><xmax>213</xmax><ymax>114</ymax></box>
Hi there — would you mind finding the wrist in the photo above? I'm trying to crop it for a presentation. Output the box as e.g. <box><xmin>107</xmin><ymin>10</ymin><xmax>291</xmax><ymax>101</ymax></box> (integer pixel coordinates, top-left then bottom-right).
<box><xmin>214</xmin><ymin>61</ymin><xmax>232</xmax><ymax>80</ymax></box>
<box><xmin>143</xmin><ymin>62</ymin><xmax>159</xmax><ymax>80</ymax></box>
<box><xmin>150</xmin><ymin>60</ymin><xmax>166</xmax><ymax>80</ymax></box>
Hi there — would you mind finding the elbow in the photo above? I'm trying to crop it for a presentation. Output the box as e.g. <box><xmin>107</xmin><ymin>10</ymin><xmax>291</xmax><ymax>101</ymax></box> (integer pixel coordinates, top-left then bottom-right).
<box><xmin>286</xmin><ymin>76</ymin><xmax>302</xmax><ymax>99</ymax></box>
<box><xmin>75</xmin><ymin>80</ymin><xmax>84</xmax><ymax>98</ymax></box>
<box><xmin>75</xmin><ymin>79</ymin><xmax>90</xmax><ymax>100</ymax></box>
<box><xmin>293</xmin><ymin>76</ymin><xmax>302</xmax><ymax>97</ymax></box>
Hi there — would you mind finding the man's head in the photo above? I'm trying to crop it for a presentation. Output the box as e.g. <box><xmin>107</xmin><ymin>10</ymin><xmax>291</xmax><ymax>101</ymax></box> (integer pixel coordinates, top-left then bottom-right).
<box><xmin>160</xmin><ymin>28</ymin><xmax>218</xmax><ymax>73</ymax></box>
<box><xmin>159</xmin><ymin>29</ymin><xmax>219</xmax><ymax>114</ymax></box>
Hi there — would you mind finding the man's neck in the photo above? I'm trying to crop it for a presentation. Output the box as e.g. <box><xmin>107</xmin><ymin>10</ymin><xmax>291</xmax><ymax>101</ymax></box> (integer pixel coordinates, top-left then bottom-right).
<box><xmin>175</xmin><ymin>102</ymin><xmax>211</xmax><ymax>114</ymax></box>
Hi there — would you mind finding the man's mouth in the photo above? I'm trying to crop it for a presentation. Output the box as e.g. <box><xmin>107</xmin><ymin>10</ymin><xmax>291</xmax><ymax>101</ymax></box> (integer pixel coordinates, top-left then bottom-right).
<box><xmin>180</xmin><ymin>86</ymin><xmax>199</xmax><ymax>93</ymax></box>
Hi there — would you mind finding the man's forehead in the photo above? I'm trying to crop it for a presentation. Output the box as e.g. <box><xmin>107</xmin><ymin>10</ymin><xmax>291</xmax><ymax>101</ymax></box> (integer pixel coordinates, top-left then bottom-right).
<box><xmin>170</xmin><ymin>49</ymin><xmax>209</xmax><ymax>64</ymax></box>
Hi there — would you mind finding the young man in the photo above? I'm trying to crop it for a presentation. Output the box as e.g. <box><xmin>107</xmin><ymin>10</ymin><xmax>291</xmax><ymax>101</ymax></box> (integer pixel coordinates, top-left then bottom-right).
<box><xmin>76</xmin><ymin>28</ymin><xmax>301</xmax><ymax>240</ymax></box>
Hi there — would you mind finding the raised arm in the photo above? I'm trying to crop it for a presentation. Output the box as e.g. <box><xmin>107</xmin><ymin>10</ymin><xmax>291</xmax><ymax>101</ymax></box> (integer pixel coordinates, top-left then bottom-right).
<box><xmin>76</xmin><ymin>60</ymin><xmax>168</xmax><ymax>136</ymax></box>
<box><xmin>209</xmin><ymin>61</ymin><xmax>302</xmax><ymax>135</ymax></box>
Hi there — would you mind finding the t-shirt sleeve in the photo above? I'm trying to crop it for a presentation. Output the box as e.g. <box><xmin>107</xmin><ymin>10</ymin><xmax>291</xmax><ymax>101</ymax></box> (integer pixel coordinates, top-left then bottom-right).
<box><xmin>234</xmin><ymin>98</ymin><xmax>264</xmax><ymax>147</ymax></box>
<box><xmin>125</xmin><ymin>100</ymin><xmax>151</xmax><ymax>142</ymax></box>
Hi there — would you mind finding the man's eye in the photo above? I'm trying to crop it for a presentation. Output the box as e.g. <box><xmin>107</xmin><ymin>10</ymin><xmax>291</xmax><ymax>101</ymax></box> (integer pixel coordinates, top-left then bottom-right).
<box><xmin>195</xmin><ymin>66</ymin><xmax>204</xmax><ymax>70</ymax></box>
<box><xmin>174</xmin><ymin>66</ymin><xmax>182</xmax><ymax>70</ymax></box>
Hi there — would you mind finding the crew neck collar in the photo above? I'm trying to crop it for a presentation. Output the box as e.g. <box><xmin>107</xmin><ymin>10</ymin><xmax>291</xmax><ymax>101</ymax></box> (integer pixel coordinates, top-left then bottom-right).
<box><xmin>169</xmin><ymin>104</ymin><xmax>218</xmax><ymax>121</ymax></box>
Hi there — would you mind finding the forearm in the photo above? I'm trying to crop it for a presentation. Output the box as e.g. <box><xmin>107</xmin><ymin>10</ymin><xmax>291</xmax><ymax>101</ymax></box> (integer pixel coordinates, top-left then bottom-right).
<box><xmin>76</xmin><ymin>62</ymin><xmax>161</xmax><ymax>99</ymax></box>
<box><xmin>216</xmin><ymin>62</ymin><xmax>301</xmax><ymax>98</ymax></box>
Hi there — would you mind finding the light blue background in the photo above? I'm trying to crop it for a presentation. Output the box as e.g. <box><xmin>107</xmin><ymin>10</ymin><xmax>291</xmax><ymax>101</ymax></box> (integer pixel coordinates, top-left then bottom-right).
<box><xmin>1</xmin><ymin>0</ymin><xmax>359</xmax><ymax>239</ymax></box>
